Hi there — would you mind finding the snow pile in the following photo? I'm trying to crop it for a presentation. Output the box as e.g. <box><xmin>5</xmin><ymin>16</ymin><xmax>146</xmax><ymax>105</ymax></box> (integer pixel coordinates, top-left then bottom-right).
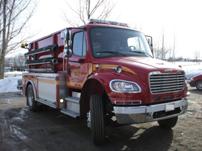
<box><xmin>4</xmin><ymin>71</ymin><xmax>24</xmax><ymax>77</ymax></box>
<box><xmin>172</xmin><ymin>62</ymin><xmax>202</xmax><ymax>75</ymax></box>
<box><xmin>180</xmin><ymin>63</ymin><xmax>201</xmax><ymax>74</ymax></box>
<box><xmin>0</xmin><ymin>76</ymin><xmax>21</xmax><ymax>93</ymax></box>
<box><xmin>0</xmin><ymin>71</ymin><xmax>23</xmax><ymax>93</ymax></box>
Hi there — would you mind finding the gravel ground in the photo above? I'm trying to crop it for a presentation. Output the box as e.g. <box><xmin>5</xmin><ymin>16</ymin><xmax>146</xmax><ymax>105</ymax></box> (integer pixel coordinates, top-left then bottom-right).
<box><xmin>0</xmin><ymin>88</ymin><xmax>201</xmax><ymax>151</ymax></box>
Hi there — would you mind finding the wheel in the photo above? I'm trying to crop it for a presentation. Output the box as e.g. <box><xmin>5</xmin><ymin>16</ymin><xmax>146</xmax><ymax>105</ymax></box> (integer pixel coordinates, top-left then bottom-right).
<box><xmin>26</xmin><ymin>84</ymin><xmax>39</xmax><ymax>111</ymax></box>
<box><xmin>90</xmin><ymin>94</ymin><xmax>105</xmax><ymax>145</ymax></box>
<box><xmin>196</xmin><ymin>80</ymin><xmax>202</xmax><ymax>91</ymax></box>
<box><xmin>157</xmin><ymin>116</ymin><xmax>178</xmax><ymax>129</ymax></box>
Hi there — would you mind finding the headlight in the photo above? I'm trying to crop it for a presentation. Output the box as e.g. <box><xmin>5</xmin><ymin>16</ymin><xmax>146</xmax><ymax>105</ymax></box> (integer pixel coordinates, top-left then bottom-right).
<box><xmin>110</xmin><ymin>79</ymin><xmax>141</xmax><ymax>93</ymax></box>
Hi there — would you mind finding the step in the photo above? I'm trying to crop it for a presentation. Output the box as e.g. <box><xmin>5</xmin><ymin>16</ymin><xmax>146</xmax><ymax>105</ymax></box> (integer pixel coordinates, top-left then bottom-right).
<box><xmin>64</xmin><ymin>97</ymin><xmax>80</xmax><ymax>115</ymax></box>
<box><xmin>61</xmin><ymin>109</ymin><xmax>80</xmax><ymax>118</ymax></box>
<box><xmin>36</xmin><ymin>98</ymin><xmax>57</xmax><ymax>108</ymax></box>
<box><xmin>65</xmin><ymin>97</ymin><xmax>80</xmax><ymax>104</ymax></box>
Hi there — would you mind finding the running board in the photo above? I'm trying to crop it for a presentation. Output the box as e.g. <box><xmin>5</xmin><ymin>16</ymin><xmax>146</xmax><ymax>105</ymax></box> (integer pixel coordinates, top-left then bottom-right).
<box><xmin>61</xmin><ymin>109</ymin><xmax>80</xmax><ymax>118</ymax></box>
<box><xmin>65</xmin><ymin>97</ymin><xmax>80</xmax><ymax>103</ymax></box>
<box><xmin>36</xmin><ymin>98</ymin><xmax>57</xmax><ymax>108</ymax></box>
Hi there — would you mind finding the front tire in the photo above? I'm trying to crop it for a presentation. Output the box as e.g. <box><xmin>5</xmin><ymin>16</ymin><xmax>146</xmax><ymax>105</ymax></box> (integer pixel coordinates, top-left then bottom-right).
<box><xmin>26</xmin><ymin>84</ymin><xmax>39</xmax><ymax>112</ymax></box>
<box><xmin>158</xmin><ymin>116</ymin><xmax>178</xmax><ymax>129</ymax></box>
<box><xmin>196</xmin><ymin>80</ymin><xmax>202</xmax><ymax>91</ymax></box>
<box><xmin>90</xmin><ymin>94</ymin><xmax>105</xmax><ymax>145</ymax></box>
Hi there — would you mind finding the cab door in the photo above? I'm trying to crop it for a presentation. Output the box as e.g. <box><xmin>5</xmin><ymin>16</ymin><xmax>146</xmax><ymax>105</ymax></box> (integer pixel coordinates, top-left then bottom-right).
<box><xmin>67</xmin><ymin>30</ymin><xmax>90</xmax><ymax>89</ymax></box>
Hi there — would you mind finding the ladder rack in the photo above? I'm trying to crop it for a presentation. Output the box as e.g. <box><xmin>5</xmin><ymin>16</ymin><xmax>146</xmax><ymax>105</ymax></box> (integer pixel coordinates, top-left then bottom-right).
<box><xmin>25</xmin><ymin>44</ymin><xmax>58</xmax><ymax>57</ymax></box>
<box><xmin>25</xmin><ymin>29</ymin><xmax>66</xmax><ymax>73</ymax></box>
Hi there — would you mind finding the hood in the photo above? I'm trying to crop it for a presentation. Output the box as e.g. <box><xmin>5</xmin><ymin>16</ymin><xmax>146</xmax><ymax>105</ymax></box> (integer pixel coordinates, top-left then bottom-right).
<box><xmin>121</xmin><ymin>57</ymin><xmax>180</xmax><ymax>70</ymax></box>
<box><xmin>95</xmin><ymin>56</ymin><xmax>182</xmax><ymax>74</ymax></box>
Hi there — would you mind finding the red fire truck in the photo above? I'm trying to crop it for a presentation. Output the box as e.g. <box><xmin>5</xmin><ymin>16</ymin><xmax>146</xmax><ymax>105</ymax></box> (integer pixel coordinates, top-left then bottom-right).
<box><xmin>21</xmin><ymin>19</ymin><xmax>188</xmax><ymax>144</ymax></box>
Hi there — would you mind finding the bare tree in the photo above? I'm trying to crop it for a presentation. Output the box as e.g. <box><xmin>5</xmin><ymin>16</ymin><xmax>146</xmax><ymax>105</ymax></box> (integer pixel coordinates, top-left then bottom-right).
<box><xmin>64</xmin><ymin>0</ymin><xmax>115</xmax><ymax>26</ymax></box>
<box><xmin>172</xmin><ymin>33</ymin><xmax>176</xmax><ymax>60</ymax></box>
<box><xmin>194</xmin><ymin>50</ymin><xmax>200</xmax><ymax>62</ymax></box>
<box><xmin>154</xmin><ymin>46</ymin><xmax>172</xmax><ymax>60</ymax></box>
<box><xmin>0</xmin><ymin>0</ymin><xmax>35</xmax><ymax>79</ymax></box>
<box><xmin>154</xmin><ymin>32</ymin><xmax>172</xmax><ymax>60</ymax></box>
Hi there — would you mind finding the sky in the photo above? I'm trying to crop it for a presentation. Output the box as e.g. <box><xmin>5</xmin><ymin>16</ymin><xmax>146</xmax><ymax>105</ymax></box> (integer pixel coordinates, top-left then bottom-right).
<box><xmin>21</xmin><ymin>0</ymin><xmax>202</xmax><ymax>59</ymax></box>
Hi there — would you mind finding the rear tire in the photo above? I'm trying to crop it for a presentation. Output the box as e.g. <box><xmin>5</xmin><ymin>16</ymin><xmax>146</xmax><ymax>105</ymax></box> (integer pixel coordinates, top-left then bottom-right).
<box><xmin>26</xmin><ymin>84</ymin><xmax>39</xmax><ymax>112</ymax></box>
<box><xmin>196</xmin><ymin>80</ymin><xmax>202</xmax><ymax>91</ymax></box>
<box><xmin>158</xmin><ymin>116</ymin><xmax>178</xmax><ymax>129</ymax></box>
<box><xmin>90</xmin><ymin>94</ymin><xmax>105</xmax><ymax>145</ymax></box>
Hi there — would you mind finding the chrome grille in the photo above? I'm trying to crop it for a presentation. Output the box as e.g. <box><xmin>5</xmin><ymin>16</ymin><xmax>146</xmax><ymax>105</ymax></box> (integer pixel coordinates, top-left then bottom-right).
<box><xmin>149</xmin><ymin>72</ymin><xmax>185</xmax><ymax>94</ymax></box>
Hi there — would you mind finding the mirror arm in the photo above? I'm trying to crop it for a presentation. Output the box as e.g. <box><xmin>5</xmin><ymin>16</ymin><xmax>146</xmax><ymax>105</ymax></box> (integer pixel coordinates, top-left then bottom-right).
<box><xmin>145</xmin><ymin>35</ymin><xmax>153</xmax><ymax>55</ymax></box>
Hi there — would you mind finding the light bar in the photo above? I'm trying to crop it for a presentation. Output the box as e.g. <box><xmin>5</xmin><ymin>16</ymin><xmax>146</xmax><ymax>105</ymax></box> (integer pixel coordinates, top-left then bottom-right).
<box><xmin>89</xmin><ymin>19</ymin><xmax>128</xmax><ymax>27</ymax></box>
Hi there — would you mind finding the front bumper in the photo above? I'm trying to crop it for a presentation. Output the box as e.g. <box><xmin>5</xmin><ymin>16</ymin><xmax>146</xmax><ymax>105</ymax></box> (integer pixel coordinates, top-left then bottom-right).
<box><xmin>113</xmin><ymin>98</ymin><xmax>188</xmax><ymax>124</ymax></box>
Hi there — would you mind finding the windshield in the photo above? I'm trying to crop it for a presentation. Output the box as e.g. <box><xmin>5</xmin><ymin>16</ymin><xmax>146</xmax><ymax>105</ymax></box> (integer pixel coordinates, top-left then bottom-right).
<box><xmin>90</xmin><ymin>27</ymin><xmax>153</xmax><ymax>58</ymax></box>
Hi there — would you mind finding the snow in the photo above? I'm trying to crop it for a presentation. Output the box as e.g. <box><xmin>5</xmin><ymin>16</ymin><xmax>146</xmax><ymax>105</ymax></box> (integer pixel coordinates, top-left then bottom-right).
<box><xmin>172</xmin><ymin>61</ymin><xmax>202</xmax><ymax>73</ymax></box>
<box><xmin>4</xmin><ymin>71</ymin><xmax>24</xmax><ymax>77</ymax></box>
<box><xmin>0</xmin><ymin>71</ymin><xmax>23</xmax><ymax>93</ymax></box>
<box><xmin>172</xmin><ymin>62</ymin><xmax>202</xmax><ymax>79</ymax></box>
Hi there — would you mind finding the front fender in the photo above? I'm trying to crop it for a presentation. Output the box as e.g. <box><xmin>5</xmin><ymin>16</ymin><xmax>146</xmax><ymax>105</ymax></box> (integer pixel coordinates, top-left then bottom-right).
<box><xmin>88</xmin><ymin>71</ymin><xmax>146</xmax><ymax>105</ymax></box>
<box><xmin>88</xmin><ymin>72</ymin><xmax>112</xmax><ymax>94</ymax></box>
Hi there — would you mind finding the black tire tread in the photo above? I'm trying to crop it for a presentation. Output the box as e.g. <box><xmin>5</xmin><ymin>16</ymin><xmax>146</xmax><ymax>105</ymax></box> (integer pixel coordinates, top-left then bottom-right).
<box><xmin>90</xmin><ymin>94</ymin><xmax>105</xmax><ymax>145</ymax></box>
<box><xmin>27</xmin><ymin>84</ymin><xmax>39</xmax><ymax>112</ymax></box>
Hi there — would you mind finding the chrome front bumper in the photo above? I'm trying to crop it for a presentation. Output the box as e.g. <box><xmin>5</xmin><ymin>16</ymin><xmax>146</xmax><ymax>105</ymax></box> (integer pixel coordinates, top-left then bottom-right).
<box><xmin>113</xmin><ymin>99</ymin><xmax>188</xmax><ymax>124</ymax></box>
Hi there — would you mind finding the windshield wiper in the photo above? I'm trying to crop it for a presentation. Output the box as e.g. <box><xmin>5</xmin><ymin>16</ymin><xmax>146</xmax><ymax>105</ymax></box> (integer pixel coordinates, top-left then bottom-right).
<box><xmin>131</xmin><ymin>50</ymin><xmax>153</xmax><ymax>57</ymax></box>
<box><xmin>96</xmin><ymin>50</ymin><xmax>127</xmax><ymax>56</ymax></box>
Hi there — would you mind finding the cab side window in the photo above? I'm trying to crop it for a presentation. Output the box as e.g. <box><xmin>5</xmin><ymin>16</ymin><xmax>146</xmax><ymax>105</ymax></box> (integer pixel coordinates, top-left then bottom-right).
<box><xmin>72</xmin><ymin>32</ymin><xmax>86</xmax><ymax>56</ymax></box>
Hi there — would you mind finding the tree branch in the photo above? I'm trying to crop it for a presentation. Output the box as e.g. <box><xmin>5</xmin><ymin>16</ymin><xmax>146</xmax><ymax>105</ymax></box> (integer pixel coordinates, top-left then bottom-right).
<box><xmin>90</xmin><ymin>0</ymin><xmax>105</xmax><ymax>17</ymax></box>
<box><xmin>64</xmin><ymin>0</ymin><xmax>114</xmax><ymax>26</ymax></box>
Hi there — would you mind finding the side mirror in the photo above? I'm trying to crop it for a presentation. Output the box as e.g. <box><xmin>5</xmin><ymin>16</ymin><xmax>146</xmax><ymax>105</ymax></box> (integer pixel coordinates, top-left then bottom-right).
<box><xmin>65</xmin><ymin>48</ymin><xmax>73</xmax><ymax>57</ymax></box>
<box><xmin>21</xmin><ymin>43</ymin><xmax>28</xmax><ymax>49</ymax></box>
<box><xmin>145</xmin><ymin>35</ymin><xmax>153</xmax><ymax>54</ymax></box>
<box><xmin>62</xmin><ymin>29</ymin><xmax>73</xmax><ymax>58</ymax></box>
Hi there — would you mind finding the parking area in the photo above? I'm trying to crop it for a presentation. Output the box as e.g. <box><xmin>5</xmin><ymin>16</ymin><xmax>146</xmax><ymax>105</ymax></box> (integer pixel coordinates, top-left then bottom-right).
<box><xmin>0</xmin><ymin>88</ymin><xmax>202</xmax><ymax>151</ymax></box>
